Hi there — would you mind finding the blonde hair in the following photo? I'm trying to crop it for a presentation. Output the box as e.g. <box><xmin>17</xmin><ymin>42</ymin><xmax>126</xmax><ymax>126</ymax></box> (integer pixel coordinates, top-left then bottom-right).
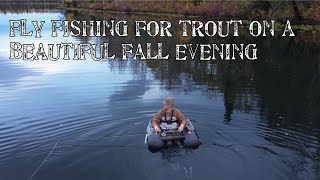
<box><xmin>163</xmin><ymin>97</ymin><xmax>174</xmax><ymax>106</ymax></box>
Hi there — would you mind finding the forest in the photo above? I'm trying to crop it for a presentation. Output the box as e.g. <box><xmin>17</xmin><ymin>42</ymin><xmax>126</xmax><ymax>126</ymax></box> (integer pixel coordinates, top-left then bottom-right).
<box><xmin>65</xmin><ymin>0</ymin><xmax>320</xmax><ymax>24</ymax></box>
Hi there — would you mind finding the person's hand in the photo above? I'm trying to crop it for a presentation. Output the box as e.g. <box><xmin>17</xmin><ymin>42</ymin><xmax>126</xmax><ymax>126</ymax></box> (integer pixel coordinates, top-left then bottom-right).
<box><xmin>154</xmin><ymin>126</ymin><xmax>161</xmax><ymax>133</ymax></box>
<box><xmin>178</xmin><ymin>124</ymin><xmax>185</xmax><ymax>133</ymax></box>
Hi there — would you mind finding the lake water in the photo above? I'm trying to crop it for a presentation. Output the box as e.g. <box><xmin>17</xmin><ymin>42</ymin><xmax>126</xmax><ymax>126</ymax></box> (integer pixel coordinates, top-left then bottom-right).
<box><xmin>0</xmin><ymin>9</ymin><xmax>319</xmax><ymax>180</ymax></box>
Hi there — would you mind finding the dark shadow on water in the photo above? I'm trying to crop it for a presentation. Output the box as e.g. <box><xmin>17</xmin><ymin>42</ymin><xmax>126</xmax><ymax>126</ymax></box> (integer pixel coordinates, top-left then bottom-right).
<box><xmin>149</xmin><ymin>146</ymin><xmax>198</xmax><ymax>162</ymax></box>
<box><xmin>148</xmin><ymin>144</ymin><xmax>200</xmax><ymax>155</ymax></box>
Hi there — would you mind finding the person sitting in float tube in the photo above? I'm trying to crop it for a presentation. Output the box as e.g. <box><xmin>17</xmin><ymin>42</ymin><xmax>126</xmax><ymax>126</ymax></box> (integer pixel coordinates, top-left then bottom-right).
<box><xmin>152</xmin><ymin>97</ymin><xmax>186</xmax><ymax>134</ymax></box>
<box><xmin>147</xmin><ymin>97</ymin><xmax>201</xmax><ymax>150</ymax></box>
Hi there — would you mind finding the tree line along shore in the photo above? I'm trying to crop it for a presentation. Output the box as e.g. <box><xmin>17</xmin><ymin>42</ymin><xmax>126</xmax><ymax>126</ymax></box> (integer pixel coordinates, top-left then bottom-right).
<box><xmin>64</xmin><ymin>1</ymin><xmax>320</xmax><ymax>24</ymax></box>
<box><xmin>1</xmin><ymin>1</ymin><xmax>319</xmax><ymax>26</ymax></box>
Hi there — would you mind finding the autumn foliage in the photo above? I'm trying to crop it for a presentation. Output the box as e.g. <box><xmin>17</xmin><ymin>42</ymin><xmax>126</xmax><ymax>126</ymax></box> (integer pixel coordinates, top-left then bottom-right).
<box><xmin>71</xmin><ymin>0</ymin><xmax>320</xmax><ymax>24</ymax></box>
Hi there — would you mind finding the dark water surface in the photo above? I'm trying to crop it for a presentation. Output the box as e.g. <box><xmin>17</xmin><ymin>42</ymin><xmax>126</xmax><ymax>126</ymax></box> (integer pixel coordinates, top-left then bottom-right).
<box><xmin>0</xmin><ymin>9</ymin><xmax>320</xmax><ymax>180</ymax></box>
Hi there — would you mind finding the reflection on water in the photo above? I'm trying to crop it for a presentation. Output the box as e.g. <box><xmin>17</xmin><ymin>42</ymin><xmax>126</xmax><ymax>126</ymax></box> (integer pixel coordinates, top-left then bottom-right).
<box><xmin>0</xmin><ymin>8</ymin><xmax>319</xmax><ymax>180</ymax></box>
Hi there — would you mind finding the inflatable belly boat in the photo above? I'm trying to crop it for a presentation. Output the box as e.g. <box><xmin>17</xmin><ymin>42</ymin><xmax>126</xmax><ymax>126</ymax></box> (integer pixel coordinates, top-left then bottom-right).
<box><xmin>145</xmin><ymin>118</ymin><xmax>201</xmax><ymax>149</ymax></box>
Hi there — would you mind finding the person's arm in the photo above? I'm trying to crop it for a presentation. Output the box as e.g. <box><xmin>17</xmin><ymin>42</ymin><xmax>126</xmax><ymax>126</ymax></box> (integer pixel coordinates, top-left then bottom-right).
<box><xmin>175</xmin><ymin>109</ymin><xmax>187</xmax><ymax>132</ymax></box>
<box><xmin>152</xmin><ymin>109</ymin><xmax>163</xmax><ymax>133</ymax></box>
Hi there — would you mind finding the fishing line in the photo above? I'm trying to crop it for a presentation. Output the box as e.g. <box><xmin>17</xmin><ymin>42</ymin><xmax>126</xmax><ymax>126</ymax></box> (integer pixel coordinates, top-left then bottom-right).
<box><xmin>28</xmin><ymin>141</ymin><xmax>59</xmax><ymax>180</ymax></box>
<box><xmin>57</xmin><ymin>143</ymin><xmax>145</xmax><ymax>148</ymax></box>
<box><xmin>51</xmin><ymin>127</ymin><xmax>320</xmax><ymax>163</ymax></box>
<box><xmin>60</xmin><ymin>129</ymin><xmax>283</xmax><ymax>145</ymax></box>
<box><xmin>198</xmin><ymin>130</ymin><xmax>282</xmax><ymax>133</ymax></box>
<box><xmin>292</xmin><ymin>130</ymin><xmax>320</xmax><ymax>166</ymax></box>
<box><xmin>61</xmin><ymin>133</ymin><xmax>147</xmax><ymax>143</ymax></box>
<box><xmin>191</xmin><ymin>120</ymin><xmax>283</xmax><ymax>135</ymax></box>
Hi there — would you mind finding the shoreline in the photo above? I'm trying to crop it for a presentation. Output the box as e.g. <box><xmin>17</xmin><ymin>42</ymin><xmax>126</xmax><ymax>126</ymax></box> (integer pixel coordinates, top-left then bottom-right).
<box><xmin>65</xmin><ymin>7</ymin><xmax>320</xmax><ymax>32</ymax></box>
<box><xmin>1</xmin><ymin>2</ymin><xmax>320</xmax><ymax>32</ymax></box>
